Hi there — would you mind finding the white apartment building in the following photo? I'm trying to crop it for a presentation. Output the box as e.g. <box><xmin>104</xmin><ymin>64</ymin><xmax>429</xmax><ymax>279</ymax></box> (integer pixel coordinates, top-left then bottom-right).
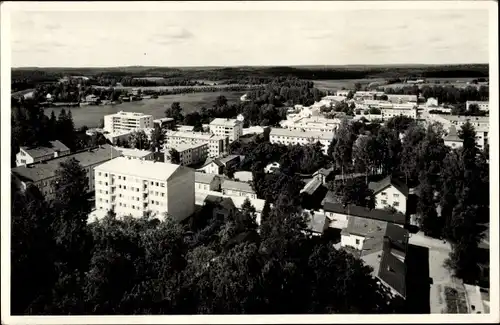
<box><xmin>114</xmin><ymin>147</ymin><xmax>155</xmax><ymax>161</ymax></box>
<box><xmin>209</xmin><ymin>118</ymin><xmax>243</xmax><ymax>143</ymax></box>
<box><xmin>336</xmin><ymin>90</ymin><xmax>351</xmax><ymax>97</ymax></box>
<box><xmin>386</xmin><ymin>94</ymin><xmax>418</xmax><ymax>103</ymax></box>
<box><xmin>466</xmin><ymin>100</ymin><xmax>489</xmax><ymax>112</ymax></box>
<box><xmin>281</xmin><ymin>116</ymin><xmax>342</xmax><ymax>134</ymax></box>
<box><xmin>269</xmin><ymin>128</ymin><xmax>334</xmax><ymax>155</ymax></box>
<box><xmin>428</xmin><ymin>114</ymin><xmax>489</xmax><ymax>150</ymax></box>
<box><xmin>12</xmin><ymin>145</ymin><xmax>122</xmax><ymax>199</ymax></box>
<box><xmin>165</xmin><ymin>130</ymin><xmax>227</xmax><ymax>158</ymax></box>
<box><xmin>94</xmin><ymin>157</ymin><xmax>195</xmax><ymax>222</ymax></box>
<box><xmin>221</xmin><ymin>180</ymin><xmax>258</xmax><ymax>199</ymax></box>
<box><xmin>16</xmin><ymin>140</ymin><xmax>70</xmax><ymax>167</ymax></box>
<box><xmin>103</xmin><ymin>111</ymin><xmax>154</xmax><ymax>133</ymax></box>
<box><xmin>354</xmin><ymin>91</ymin><xmax>385</xmax><ymax>100</ymax></box>
<box><xmin>381</xmin><ymin>107</ymin><xmax>418</xmax><ymax>120</ymax></box>
<box><xmin>167</xmin><ymin>142</ymin><xmax>208</xmax><ymax>166</ymax></box>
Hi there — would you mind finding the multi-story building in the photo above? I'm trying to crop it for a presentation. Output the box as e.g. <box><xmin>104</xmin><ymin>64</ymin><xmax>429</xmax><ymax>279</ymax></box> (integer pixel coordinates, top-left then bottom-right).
<box><xmin>221</xmin><ymin>179</ymin><xmax>258</xmax><ymax>199</ymax></box>
<box><xmin>354</xmin><ymin>91</ymin><xmax>385</xmax><ymax>100</ymax></box>
<box><xmin>166</xmin><ymin>142</ymin><xmax>208</xmax><ymax>166</ymax></box>
<box><xmin>269</xmin><ymin>128</ymin><xmax>334</xmax><ymax>155</ymax></box>
<box><xmin>381</xmin><ymin>107</ymin><xmax>418</xmax><ymax>120</ymax></box>
<box><xmin>16</xmin><ymin>140</ymin><xmax>70</xmax><ymax>167</ymax></box>
<box><xmin>103</xmin><ymin>111</ymin><xmax>154</xmax><ymax>133</ymax></box>
<box><xmin>386</xmin><ymin>94</ymin><xmax>418</xmax><ymax>103</ymax></box>
<box><xmin>280</xmin><ymin>116</ymin><xmax>342</xmax><ymax>134</ymax></box>
<box><xmin>368</xmin><ymin>176</ymin><xmax>409</xmax><ymax>215</ymax></box>
<box><xmin>12</xmin><ymin>144</ymin><xmax>122</xmax><ymax>199</ymax></box>
<box><xmin>428</xmin><ymin>114</ymin><xmax>489</xmax><ymax>150</ymax></box>
<box><xmin>209</xmin><ymin>118</ymin><xmax>243</xmax><ymax>143</ymax></box>
<box><xmin>165</xmin><ymin>130</ymin><xmax>227</xmax><ymax>158</ymax></box>
<box><xmin>94</xmin><ymin>157</ymin><xmax>195</xmax><ymax>222</ymax></box>
<box><xmin>114</xmin><ymin>147</ymin><xmax>155</xmax><ymax>161</ymax></box>
<box><xmin>466</xmin><ymin>100</ymin><xmax>489</xmax><ymax>112</ymax></box>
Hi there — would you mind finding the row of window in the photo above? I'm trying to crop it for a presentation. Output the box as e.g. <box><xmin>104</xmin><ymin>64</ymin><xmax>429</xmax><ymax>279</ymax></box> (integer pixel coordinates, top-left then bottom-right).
<box><xmin>381</xmin><ymin>200</ymin><xmax>400</xmax><ymax>207</ymax></box>
<box><xmin>380</xmin><ymin>192</ymin><xmax>400</xmax><ymax>198</ymax></box>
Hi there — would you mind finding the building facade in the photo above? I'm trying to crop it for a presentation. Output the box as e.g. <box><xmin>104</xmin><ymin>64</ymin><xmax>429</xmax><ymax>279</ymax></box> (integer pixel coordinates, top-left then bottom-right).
<box><xmin>167</xmin><ymin>142</ymin><xmax>208</xmax><ymax>166</ymax></box>
<box><xmin>103</xmin><ymin>111</ymin><xmax>154</xmax><ymax>133</ymax></box>
<box><xmin>12</xmin><ymin>145</ymin><xmax>122</xmax><ymax>199</ymax></box>
<box><xmin>165</xmin><ymin>130</ymin><xmax>227</xmax><ymax>158</ymax></box>
<box><xmin>369</xmin><ymin>176</ymin><xmax>409</xmax><ymax>215</ymax></box>
<box><xmin>466</xmin><ymin>100</ymin><xmax>489</xmax><ymax>112</ymax></box>
<box><xmin>269</xmin><ymin>128</ymin><xmax>334</xmax><ymax>154</ymax></box>
<box><xmin>94</xmin><ymin>157</ymin><xmax>195</xmax><ymax>222</ymax></box>
<box><xmin>221</xmin><ymin>180</ymin><xmax>258</xmax><ymax>199</ymax></box>
<box><xmin>114</xmin><ymin>147</ymin><xmax>155</xmax><ymax>161</ymax></box>
<box><xmin>281</xmin><ymin>116</ymin><xmax>342</xmax><ymax>134</ymax></box>
<box><xmin>381</xmin><ymin>107</ymin><xmax>418</xmax><ymax>120</ymax></box>
<box><xmin>16</xmin><ymin>140</ymin><xmax>70</xmax><ymax>167</ymax></box>
<box><xmin>195</xmin><ymin>172</ymin><xmax>222</xmax><ymax>191</ymax></box>
<box><xmin>209</xmin><ymin>118</ymin><xmax>243</xmax><ymax>143</ymax></box>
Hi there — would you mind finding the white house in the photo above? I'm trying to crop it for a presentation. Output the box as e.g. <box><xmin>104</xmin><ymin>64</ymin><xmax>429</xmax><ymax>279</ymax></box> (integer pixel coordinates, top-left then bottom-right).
<box><xmin>195</xmin><ymin>172</ymin><xmax>222</xmax><ymax>192</ymax></box>
<box><xmin>221</xmin><ymin>179</ymin><xmax>257</xmax><ymax>199</ymax></box>
<box><xmin>94</xmin><ymin>157</ymin><xmax>195</xmax><ymax>222</ymax></box>
<box><xmin>16</xmin><ymin>140</ymin><xmax>70</xmax><ymax>167</ymax></box>
<box><xmin>209</xmin><ymin>118</ymin><xmax>243</xmax><ymax>143</ymax></box>
<box><xmin>368</xmin><ymin>176</ymin><xmax>409</xmax><ymax>215</ymax></box>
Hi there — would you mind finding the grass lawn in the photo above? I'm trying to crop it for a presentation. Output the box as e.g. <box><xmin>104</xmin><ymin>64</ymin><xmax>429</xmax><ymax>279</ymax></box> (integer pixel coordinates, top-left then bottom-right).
<box><xmin>444</xmin><ymin>286</ymin><xmax>468</xmax><ymax>313</ymax></box>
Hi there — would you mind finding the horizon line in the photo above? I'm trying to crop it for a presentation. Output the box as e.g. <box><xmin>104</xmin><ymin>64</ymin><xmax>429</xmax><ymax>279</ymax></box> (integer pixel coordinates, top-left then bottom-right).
<box><xmin>11</xmin><ymin>63</ymin><xmax>490</xmax><ymax>69</ymax></box>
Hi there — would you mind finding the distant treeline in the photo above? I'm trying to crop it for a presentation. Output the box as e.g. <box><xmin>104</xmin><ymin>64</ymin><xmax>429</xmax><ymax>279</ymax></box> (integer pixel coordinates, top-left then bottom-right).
<box><xmin>12</xmin><ymin>64</ymin><xmax>489</xmax><ymax>91</ymax></box>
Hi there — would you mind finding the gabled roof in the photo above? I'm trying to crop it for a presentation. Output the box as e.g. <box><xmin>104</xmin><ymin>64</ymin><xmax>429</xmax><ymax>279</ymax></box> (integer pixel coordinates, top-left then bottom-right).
<box><xmin>369</xmin><ymin>176</ymin><xmax>409</xmax><ymax>197</ymax></box>
<box><xmin>195</xmin><ymin>172</ymin><xmax>219</xmax><ymax>184</ymax></box>
<box><xmin>323</xmin><ymin>201</ymin><xmax>406</xmax><ymax>225</ymax></box>
<box><xmin>378</xmin><ymin>243</ymin><xmax>407</xmax><ymax>298</ymax></box>
<box><xmin>20</xmin><ymin>140</ymin><xmax>70</xmax><ymax>159</ymax></box>
<box><xmin>443</xmin><ymin>125</ymin><xmax>463</xmax><ymax>142</ymax></box>
<box><xmin>221</xmin><ymin>179</ymin><xmax>255</xmax><ymax>193</ymax></box>
<box><xmin>201</xmin><ymin>158</ymin><xmax>224</xmax><ymax>168</ymax></box>
<box><xmin>12</xmin><ymin>145</ymin><xmax>121</xmax><ymax>183</ymax></box>
<box><xmin>300</xmin><ymin>177</ymin><xmax>322</xmax><ymax>195</ymax></box>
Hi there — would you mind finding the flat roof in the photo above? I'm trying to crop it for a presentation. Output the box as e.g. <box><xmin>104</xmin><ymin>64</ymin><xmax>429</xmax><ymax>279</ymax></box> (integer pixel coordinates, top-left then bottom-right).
<box><xmin>270</xmin><ymin>127</ymin><xmax>334</xmax><ymax>140</ymax></box>
<box><xmin>209</xmin><ymin>118</ymin><xmax>241</xmax><ymax>127</ymax></box>
<box><xmin>173</xmin><ymin>142</ymin><xmax>208</xmax><ymax>152</ymax></box>
<box><xmin>114</xmin><ymin>147</ymin><xmax>153</xmax><ymax>158</ymax></box>
<box><xmin>166</xmin><ymin>130</ymin><xmax>227</xmax><ymax>141</ymax></box>
<box><xmin>20</xmin><ymin>140</ymin><xmax>69</xmax><ymax>159</ymax></box>
<box><xmin>107</xmin><ymin>111</ymin><xmax>152</xmax><ymax>118</ymax></box>
<box><xmin>95</xmin><ymin>156</ymin><xmax>187</xmax><ymax>181</ymax></box>
<box><xmin>221</xmin><ymin>179</ymin><xmax>255</xmax><ymax>193</ymax></box>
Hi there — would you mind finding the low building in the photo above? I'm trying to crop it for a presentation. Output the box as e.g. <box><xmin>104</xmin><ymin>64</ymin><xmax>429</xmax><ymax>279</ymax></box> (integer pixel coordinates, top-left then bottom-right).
<box><xmin>94</xmin><ymin>157</ymin><xmax>195</xmax><ymax>222</ymax></box>
<box><xmin>466</xmin><ymin>100</ymin><xmax>489</xmax><ymax>112</ymax></box>
<box><xmin>354</xmin><ymin>91</ymin><xmax>385</xmax><ymax>100</ymax></box>
<box><xmin>426</xmin><ymin>97</ymin><xmax>439</xmax><ymax>107</ymax></box>
<box><xmin>336</xmin><ymin>90</ymin><xmax>351</xmax><ymax>97</ymax></box>
<box><xmin>165</xmin><ymin>130</ymin><xmax>227</xmax><ymax>158</ymax></box>
<box><xmin>114</xmin><ymin>147</ymin><xmax>155</xmax><ymax>161</ymax></box>
<box><xmin>195</xmin><ymin>172</ymin><xmax>222</xmax><ymax>191</ymax></box>
<box><xmin>167</xmin><ymin>142</ymin><xmax>208</xmax><ymax>166</ymax></box>
<box><xmin>243</xmin><ymin>126</ymin><xmax>268</xmax><ymax>136</ymax></box>
<box><xmin>233</xmin><ymin>171</ymin><xmax>253</xmax><ymax>182</ymax></box>
<box><xmin>197</xmin><ymin>155</ymin><xmax>243</xmax><ymax>175</ymax></box>
<box><xmin>303</xmin><ymin>210</ymin><xmax>329</xmax><ymax>236</ymax></box>
<box><xmin>153</xmin><ymin>117</ymin><xmax>175</xmax><ymax>130</ymax></box>
<box><xmin>386</xmin><ymin>94</ymin><xmax>418</xmax><ymax>103</ymax></box>
<box><xmin>195</xmin><ymin>190</ymin><xmax>266</xmax><ymax>224</ymax></box>
<box><xmin>221</xmin><ymin>179</ymin><xmax>257</xmax><ymax>199</ymax></box>
<box><xmin>176</xmin><ymin>125</ymin><xmax>195</xmax><ymax>132</ymax></box>
<box><xmin>443</xmin><ymin>125</ymin><xmax>464</xmax><ymax>149</ymax></box>
<box><xmin>341</xmin><ymin>217</ymin><xmax>409</xmax><ymax>299</ymax></box>
<box><xmin>269</xmin><ymin>128</ymin><xmax>334</xmax><ymax>155</ymax></box>
<box><xmin>12</xmin><ymin>145</ymin><xmax>122</xmax><ymax>199</ymax></box>
<box><xmin>16</xmin><ymin>140</ymin><xmax>70</xmax><ymax>167</ymax></box>
<box><xmin>209</xmin><ymin>118</ymin><xmax>243</xmax><ymax>143</ymax></box>
<box><xmin>103</xmin><ymin>129</ymin><xmax>134</xmax><ymax>145</ymax></box>
<box><xmin>381</xmin><ymin>107</ymin><xmax>418</xmax><ymax>120</ymax></box>
<box><xmin>369</xmin><ymin>176</ymin><xmax>409</xmax><ymax>215</ymax></box>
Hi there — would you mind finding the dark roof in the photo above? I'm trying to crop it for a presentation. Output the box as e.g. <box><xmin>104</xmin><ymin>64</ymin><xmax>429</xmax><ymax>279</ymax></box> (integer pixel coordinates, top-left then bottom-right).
<box><xmin>444</xmin><ymin>125</ymin><xmax>463</xmax><ymax>142</ymax></box>
<box><xmin>12</xmin><ymin>145</ymin><xmax>121</xmax><ymax>183</ymax></box>
<box><xmin>385</xmin><ymin>223</ymin><xmax>409</xmax><ymax>253</ymax></box>
<box><xmin>20</xmin><ymin>140</ymin><xmax>70</xmax><ymax>159</ymax></box>
<box><xmin>369</xmin><ymin>175</ymin><xmax>409</xmax><ymax>197</ymax></box>
<box><xmin>378</xmin><ymin>240</ymin><xmax>407</xmax><ymax>298</ymax></box>
<box><xmin>323</xmin><ymin>202</ymin><xmax>407</xmax><ymax>225</ymax></box>
<box><xmin>202</xmin><ymin>158</ymin><xmax>224</xmax><ymax>168</ymax></box>
<box><xmin>204</xmin><ymin>195</ymin><xmax>236</xmax><ymax>211</ymax></box>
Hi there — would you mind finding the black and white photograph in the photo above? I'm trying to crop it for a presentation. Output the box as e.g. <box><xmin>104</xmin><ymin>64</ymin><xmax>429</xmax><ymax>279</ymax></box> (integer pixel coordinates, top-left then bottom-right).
<box><xmin>1</xmin><ymin>1</ymin><xmax>498</xmax><ymax>323</ymax></box>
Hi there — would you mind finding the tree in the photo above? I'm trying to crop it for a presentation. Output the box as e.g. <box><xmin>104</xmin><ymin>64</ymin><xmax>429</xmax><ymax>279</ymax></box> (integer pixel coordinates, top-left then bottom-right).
<box><xmin>165</xmin><ymin>102</ymin><xmax>184</xmax><ymax>123</ymax></box>
<box><xmin>354</xmin><ymin>82</ymin><xmax>362</xmax><ymax>91</ymax></box>
<box><xmin>334</xmin><ymin>177</ymin><xmax>375</xmax><ymax>208</ymax></box>
<box><xmin>353</xmin><ymin>135</ymin><xmax>380</xmax><ymax>182</ymax></box>
<box><xmin>169</xmin><ymin>148</ymin><xmax>181</xmax><ymax>164</ymax></box>
<box><xmin>223</xmin><ymin>163</ymin><xmax>236</xmax><ymax>179</ymax></box>
<box><xmin>150</xmin><ymin>125</ymin><xmax>163</xmax><ymax>153</ymax></box>
<box><xmin>129</xmin><ymin>130</ymin><xmax>149</xmax><ymax>150</ymax></box>
<box><xmin>333</xmin><ymin>119</ymin><xmax>356</xmax><ymax>180</ymax></box>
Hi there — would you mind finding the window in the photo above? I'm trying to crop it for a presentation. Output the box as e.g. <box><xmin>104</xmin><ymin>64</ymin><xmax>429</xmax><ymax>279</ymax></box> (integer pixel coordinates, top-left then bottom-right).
<box><xmin>393</xmin><ymin>202</ymin><xmax>400</xmax><ymax>207</ymax></box>
<box><xmin>124</xmin><ymin>186</ymin><xmax>127</xmax><ymax>190</ymax></box>
<box><xmin>155</xmin><ymin>182</ymin><xmax>159</xmax><ymax>186</ymax></box>
<box><xmin>119</xmin><ymin>176</ymin><xmax>122</xmax><ymax>179</ymax></box>
<box><xmin>123</xmin><ymin>177</ymin><xmax>126</xmax><ymax>181</ymax></box>
<box><xmin>381</xmin><ymin>191</ymin><xmax>387</xmax><ymax>196</ymax></box>
<box><xmin>393</xmin><ymin>193</ymin><xmax>399</xmax><ymax>198</ymax></box>
<box><xmin>136</xmin><ymin>188</ymin><xmax>139</xmax><ymax>192</ymax></box>
<box><xmin>355</xmin><ymin>239</ymin><xmax>360</xmax><ymax>245</ymax></box>
<box><xmin>381</xmin><ymin>200</ymin><xmax>387</xmax><ymax>205</ymax></box>
<box><xmin>105</xmin><ymin>173</ymin><xmax>108</xmax><ymax>177</ymax></box>
<box><xmin>160</xmin><ymin>183</ymin><xmax>165</xmax><ymax>187</ymax></box>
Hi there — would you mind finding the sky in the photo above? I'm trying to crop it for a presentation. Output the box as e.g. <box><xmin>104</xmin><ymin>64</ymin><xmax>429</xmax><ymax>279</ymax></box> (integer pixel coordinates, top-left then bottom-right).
<box><xmin>10</xmin><ymin>9</ymin><xmax>490</xmax><ymax>67</ymax></box>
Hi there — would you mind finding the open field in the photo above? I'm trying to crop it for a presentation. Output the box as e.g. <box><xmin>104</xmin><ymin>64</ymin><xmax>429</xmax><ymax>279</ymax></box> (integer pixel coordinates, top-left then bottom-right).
<box><xmin>312</xmin><ymin>79</ymin><xmax>384</xmax><ymax>91</ymax></box>
<box><xmin>46</xmin><ymin>91</ymin><xmax>246</xmax><ymax>128</ymax></box>
<box><xmin>93</xmin><ymin>83</ymin><xmax>249</xmax><ymax>91</ymax></box>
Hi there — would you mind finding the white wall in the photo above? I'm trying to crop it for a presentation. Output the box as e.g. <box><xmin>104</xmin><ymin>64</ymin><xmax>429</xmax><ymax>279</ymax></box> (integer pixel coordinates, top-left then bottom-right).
<box><xmin>341</xmin><ymin>233</ymin><xmax>366</xmax><ymax>250</ymax></box>
<box><xmin>374</xmin><ymin>185</ymin><xmax>407</xmax><ymax>214</ymax></box>
<box><xmin>222</xmin><ymin>188</ymin><xmax>257</xmax><ymax>199</ymax></box>
<box><xmin>325</xmin><ymin>211</ymin><xmax>349</xmax><ymax>229</ymax></box>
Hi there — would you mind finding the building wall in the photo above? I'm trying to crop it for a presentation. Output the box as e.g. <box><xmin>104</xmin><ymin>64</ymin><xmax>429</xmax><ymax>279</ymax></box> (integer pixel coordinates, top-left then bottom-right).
<box><xmin>210</xmin><ymin>121</ymin><xmax>243</xmax><ymax>143</ymax></box>
<box><xmin>381</xmin><ymin>108</ymin><xmax>417</xmax><ymax>120</ymax></box>
<box><xmin>198</xmin><ymin>162</ymin><xmax>223</xmax><ymax>175</ymax></box>
<box><xmin>104</xmin><ymin>113</ymin><xmax>153</xmax><ymax>133</ymax></box>
<box><xmin>166</xmin><ymin>169</ymin><xmax>195</xmax><ymax>222</ymax></box>
<box><xmin>221</xmin><ymin>188</ymin><xmax>257</xmax><ymax>199</ymax></box>
<box><xmin>195</xmin><ymin>177</ymin><xmax>221</xmax><ymax>191</ymax></box>
<box><xmin>325</xmin><ymin>211</ymin><xmax>349</xmax><ymax>229</ymax></box>
<box><xmin>374</xmin><ymin>185</ymin><xmax>407</xmax><ymax>214</ymax></box>
<box><xmin>269</xmin><ymin>133</ymin><xmax>332</xmax><ymax>155</ymax></box>
<box><xmin>466</xmin><ymin>101</ymin><xmax>489</xmax><ymax>111</ymax></box>
<box><xmin>341</xmin><ymin>233</ymin><xmax>366</xmax><ymax>250</ymax></box>
<box><xmin>166</xmin><ymin>135</ymin><xmax>225</xmax><ymax>158</ymax></box>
